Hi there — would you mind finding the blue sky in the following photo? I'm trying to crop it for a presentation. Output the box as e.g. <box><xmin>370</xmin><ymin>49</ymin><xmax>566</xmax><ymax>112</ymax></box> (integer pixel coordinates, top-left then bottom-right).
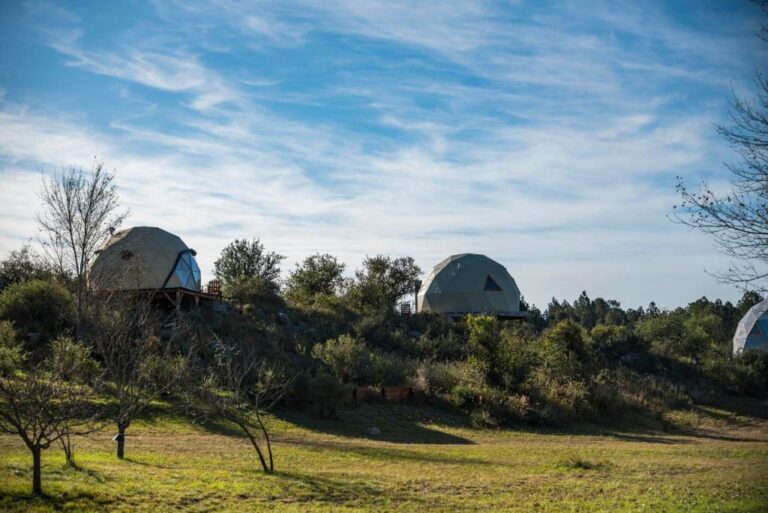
<box><xmin>0</xmin><ymin>0</ymin><xmax>766</xmax><ymax>309</ymax></box>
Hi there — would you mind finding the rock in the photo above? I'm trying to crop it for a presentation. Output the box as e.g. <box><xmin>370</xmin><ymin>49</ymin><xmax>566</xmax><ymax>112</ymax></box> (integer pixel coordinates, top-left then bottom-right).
<box><xmin>408</xmin><ymin>330</ymin><xmax>422</xmax><ymax>338</ymax></box>
<box><xmin>367</xmin><ymin>427</ymin><xmax>382</xmax><ymax>436</ymax></box>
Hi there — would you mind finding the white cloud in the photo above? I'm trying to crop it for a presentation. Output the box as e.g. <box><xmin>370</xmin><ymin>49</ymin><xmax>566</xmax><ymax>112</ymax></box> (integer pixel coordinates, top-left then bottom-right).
<box><xmin>2</xmin><ymin>0</ymin><xmax>763</xmax><ymax>308</ymax></box>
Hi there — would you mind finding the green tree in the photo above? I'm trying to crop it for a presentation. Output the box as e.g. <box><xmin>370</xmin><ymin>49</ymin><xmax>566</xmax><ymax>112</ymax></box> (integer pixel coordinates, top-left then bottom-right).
<box><xmin>0</xmin><ymin>246</ymin><xmax>57</xmax><ymax>291</ymax></box>
<box><xmin>0</xmin><ymin>327</ymin><xmax>99</xmax><ymax>495</ymax></box>
<box><xmin>538</xmin><ymin>320</ymin><xmax>593</xmax><ymax>378</ymax></box>
<box><xmin>284</xmin><ymin>253</ymin><xmax>346</xmax><ymax>304</ymax></box>
<box><xmin>0</xmin><ymin>279</ymin><xmax>75</xmax><ymax>351</ymax></box>
<box><xmin>347</xmin><ymin>255</ymin><xmax>420</xmax><ymax>313</ymax></box>
<box><xmin>737</xmin><ymin>290</ymin><xmax>763</xmax><ymax>315</ymax></box>
<box><xmin>214</xmin><ymin>238</ymin><xmax>285</xmax><ymax>301</ymax></box>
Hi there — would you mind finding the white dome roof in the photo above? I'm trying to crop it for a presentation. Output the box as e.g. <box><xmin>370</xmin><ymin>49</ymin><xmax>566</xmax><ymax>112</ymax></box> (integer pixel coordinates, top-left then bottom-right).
<box><xmin>417</xmin><ymin>254</ymin><xmax>523</xmax><ymax>317</ymax></box>
<box><xmin>733</xmin><ymin>297</ymin><xmax>768</xmax><ymax>356</ymax></box>
<box><xmin>90</xmin><ymin>226</ymin><xmax>201</xmax><ymax>291</ymax></box>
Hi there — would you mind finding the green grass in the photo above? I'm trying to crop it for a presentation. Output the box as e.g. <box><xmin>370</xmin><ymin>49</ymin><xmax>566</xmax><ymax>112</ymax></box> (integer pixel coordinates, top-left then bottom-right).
<box><xmin>1</xmin><ymin>400</ymin><xmax>767</xmax><ymax>512</ymax></box>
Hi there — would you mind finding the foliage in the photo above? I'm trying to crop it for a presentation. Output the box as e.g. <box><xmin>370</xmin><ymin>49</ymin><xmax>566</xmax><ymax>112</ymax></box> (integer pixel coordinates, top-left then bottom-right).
<box><xmin>346</xmin><ymin>255</ymin><xmax>420</xmax><ymax>313</ymax></box>
<box><xmin>214</xmin><ymin>238</ymin><xmax>285</xmax><ymax>300</ymax></box>
<box><xmin>0</xmin><ymin>279</ymin><xmax>75</xmax><ymax>352</ymax></box>
<box><xmin>0</xmin><ymin>321</ymin><xmax>23</xmax><ymax>372</ymax></box>
<box><xmin>284</xmin><ymin>253</ymin><xmax>347</xmax><ymax>305</ymax></box>
<box><xmin>0</xmin><ymin>333</ymin><xmax>98</xmax><ymax>494</ymax></box>
<box><xmin>0</xmin><ymin>246</ymin><xmax>57</xmax><ymax>292</ymax></box>
<box><xmin>311</xmin><ymin>334</ymin><xmax>371</xmax><ymax>384</ymax></box>
<box><xmin>86</xmin><ymin>292</ymin><xmax>193</xmax><ymax>459</ymax></box>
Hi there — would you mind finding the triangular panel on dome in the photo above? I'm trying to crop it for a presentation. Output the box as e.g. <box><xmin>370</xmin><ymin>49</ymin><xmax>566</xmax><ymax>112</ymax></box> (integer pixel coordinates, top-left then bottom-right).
<box><xmin>484</xmin><ymin>275</ymin><xmax>502</xmax><ymax>292</ymax></box>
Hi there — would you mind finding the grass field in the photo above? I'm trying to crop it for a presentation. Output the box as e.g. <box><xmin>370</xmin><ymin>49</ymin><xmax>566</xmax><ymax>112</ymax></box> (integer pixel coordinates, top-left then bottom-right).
<box><xmin>1</xmin><ymin>399</ymin><xmax>767</xmax><ymax>512</ymax></box>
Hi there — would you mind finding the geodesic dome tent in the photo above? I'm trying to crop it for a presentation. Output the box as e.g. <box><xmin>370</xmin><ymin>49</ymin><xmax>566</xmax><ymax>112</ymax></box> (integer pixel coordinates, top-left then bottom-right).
<box><xmin>90</xmin><ymin>226</ymin><xmax>201</xmax><ymax>292</ymax></box>
<box><xmin>733</xmin><ymin>298</ymin><xmax>768</xmax><ymax>356</ymax></box>
<box><xmin>416</xmin><ymin>254</ymin><xmax>524</xmax><ymax>317</ymax></box>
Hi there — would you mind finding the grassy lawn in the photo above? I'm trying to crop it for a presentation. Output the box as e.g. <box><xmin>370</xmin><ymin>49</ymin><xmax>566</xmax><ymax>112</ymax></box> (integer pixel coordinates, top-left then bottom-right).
<box><xmin>1</xmin><ymin>400</ymin><xmax>767</xmax><ymax>512</ymax></box>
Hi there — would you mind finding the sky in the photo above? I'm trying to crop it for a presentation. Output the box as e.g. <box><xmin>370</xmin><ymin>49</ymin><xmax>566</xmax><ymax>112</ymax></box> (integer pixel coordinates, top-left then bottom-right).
<box><xmin>0</xmin><ymin>0</ymin><xmax>766</xmax><ymax>310</ymax></box>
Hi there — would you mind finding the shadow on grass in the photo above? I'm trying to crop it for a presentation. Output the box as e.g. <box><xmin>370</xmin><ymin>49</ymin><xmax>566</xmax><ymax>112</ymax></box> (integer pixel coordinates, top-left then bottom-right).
<box><xmin>274</xmin><ymin>403</ymin><xmax>473</xmax><ymax>445</ymax></box>
<box><xmin>270</xmin><ymin>469</ymin><xmax>392</xmax><ymax>506</ymax></box>
<box><xmin>0</xmin><ymin>489</ymin><xmax>115</xmax><ymax>511</ymax></box>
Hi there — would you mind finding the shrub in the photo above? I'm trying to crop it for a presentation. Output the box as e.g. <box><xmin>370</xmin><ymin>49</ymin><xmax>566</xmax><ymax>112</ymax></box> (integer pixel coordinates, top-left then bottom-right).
<box><xmin>590</xmin><ymin>324</ymin><xmax>644</xmax><ymax>360</ymax></box>
<box><xmin>496</xmin><ymin>330</ymin><xmax>537</xmax><ymax>390</ymax></box>
<box><xmin>0</xmin><ymin>321</ymin><xmax>22</xmax><ymax>373</ymax></box>
<box><xmin>704</xmin><ymin>351</ymin><xmax>768</xmax><ymax>396</ymax></box>
<box><xmin>538</xmin><ymin>320</ymin><xmax>593</xmax><ymax>379</ymax></box>
<box><xmin>0</xmin><ymin>279</ymin><xmax>74</xmax><ymax>351</ymax></box>
<box><xmin>529</xmin><ymin>369</ymin><xmax>593</xmax><ymax>421</ymax></box>
<box><xmin>225</xmin><ymin>275</ymin><xmax>276</xmax><ymax>305</ymax></box>
<box><xmin>301</xmin><ymin>369</ymin><xmax>344</xmax><ymax>418</ymax></box>
<box><xmin>311</xmin><ymin>334</ymin><xmax>371</xmax><ymax>384</ymax></box>
<box><xmin>370</xmin><ymin>351</ymin><xmax>416</xmax><ymax>386</ymax></box>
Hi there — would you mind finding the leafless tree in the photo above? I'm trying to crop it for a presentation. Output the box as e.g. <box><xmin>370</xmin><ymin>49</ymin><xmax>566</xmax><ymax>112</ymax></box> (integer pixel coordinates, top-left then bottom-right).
<box><xmin>198</xmin><ymin>337</ymin><xmax>290</xmax><ymax>474</ymax></box>
<box><xmin>674</xmin><ymin>3</ymin><xmax>768</xmax><ymax>290</ymax></box>
<box><xmin>37</xmin><ymin>160</ymin><xmax>128</xmax><ymax>339</ymax></box>
<box><xmin>86</xmin><ymin>290</ymin><xmax>193</xmax><ymax>459</ymax></box>
<box><xmin>0</xmin><ymin>327</ymin><xmax>99</xmax><ymax>495</ymax></box>
<box><xmin>47</xmin><ymin>337</ymin><xmax>103</xmax><ymax>467</ymax></box>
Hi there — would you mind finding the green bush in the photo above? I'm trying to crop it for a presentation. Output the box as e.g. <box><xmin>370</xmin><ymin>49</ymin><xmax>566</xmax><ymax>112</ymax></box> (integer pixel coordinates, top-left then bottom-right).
<box><xmin>496</xmin><ymin>330</ymin><xmax>537</xmax><ymax>390</ymax></box>
<box><xmin>538</xmin><ymin>320</ymin><xmax>593</xmax><ymax>379</ymax></box>
<box><xmin>0</xmin><ymin>279</ymin><xmax>74</xmax><ymax>351</ymax></box>
<box><xmin>311</xmin><ymin>334</ymin><xmax>371</xmax><ymax>384</ymax></box>
<box><xmin>299</xmin><ymin>369</ymin><xmax>344</xmax><ymax>418</ymax></box>
<box><xmin>704</xmin><ymin>351</ymin><xmax>768</xmax><ymax>396</ymax></box>
<box><xmin>529</xmin><ymin>369</ymin><xmax>593</xmax><ymax>421</ymax></box>
<box><xmin>590</xmin><ymin>324</ymin><xmax>644</xmax><ymax>360</ymax></box>
<box><xmin>0</xmin><ymin>320</ymin><xmax>22</xmax><ymax>373</ymax></box>
<box><xmin>370</xmin><ymin>351</ymin><xmax>415</xmax><ymax>386</ymax></box>
<box><xmin>225</xmin><ymin>275</ymin><xmax>276</xmax><ymax>305</ymax></box>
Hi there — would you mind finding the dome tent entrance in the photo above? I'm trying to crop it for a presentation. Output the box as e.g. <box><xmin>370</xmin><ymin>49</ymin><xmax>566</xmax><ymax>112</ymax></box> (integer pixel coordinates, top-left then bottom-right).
<box><xmin>416</xmin><ymin>253</ymin><xmax>525</xmax><ymax>318</ymax></box>
<box><xmin>733</xmin><ymin>297</ymin><xmax>768</xmax><ymax>355</ymax></box>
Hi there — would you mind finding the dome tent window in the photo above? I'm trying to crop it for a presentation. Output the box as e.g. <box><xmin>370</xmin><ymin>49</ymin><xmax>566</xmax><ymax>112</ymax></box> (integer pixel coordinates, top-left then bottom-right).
<box><xmin>484</xmin><ymin>275</ymin><xmax>503</xmax><ymax>292</ymax></box>
<box><xmin>172</xmin><ymin>251</ymin><xmax>201</xmax><ymax>290</ymax></box>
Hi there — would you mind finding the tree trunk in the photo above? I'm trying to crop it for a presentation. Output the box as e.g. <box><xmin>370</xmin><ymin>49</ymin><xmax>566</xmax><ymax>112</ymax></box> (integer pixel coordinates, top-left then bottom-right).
<box><xmin>60</xmin><ymin>429</ymin><xmax>75</xmax><ymax>467</ymax></box>
<box><xmin>75</xmin><ymin>277</ymin><xmax>85</xmax><ymax>341</ymax></box>
<box><xmin>240</xmin><ymin>423</ymin><xmax>270</xmax><ymax>473</ymax></box>
<box><xmin>116</xmin><ymin>423</ymin><xmax>126</xmax><ymax>459</ymax></box>
<box><xmin>256</xmin><ymin>413</ymin><xmax>274</xmax><ymax>473</ymax></box>
<box><xmin>32</xmin><ymin>446</ymin><xmax>42</xmax><ymax>495</ymax></box>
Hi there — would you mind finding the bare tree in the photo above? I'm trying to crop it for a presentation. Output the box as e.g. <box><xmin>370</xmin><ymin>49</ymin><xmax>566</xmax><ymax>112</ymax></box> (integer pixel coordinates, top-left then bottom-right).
<box><xmin>37</xmin><ymin>160</ymin><xmax>128</xmax><ymax>339</ymax></box>
<box><xmin>198</xmin><ymin>337</ymin><xmax>289</xmax><ymax>474</ymax></box>
<box><xmin>674</xmin><ymin>3</ymin><xmax>768</xmax><ymax>290</ymax></box>
<box><xmin>0</xmin><ymin>324</ymin><xmax>99</xmax><ymax>495</ymax></box>
<box><xmin>48</xmin><ymin>337</ymin><xmax>103</xmax><ymax>467</ymax></box>
<box><xmin>87</xmin><ymin>290</ymin><xmax>193</xmax><ymax>459</ymax></box>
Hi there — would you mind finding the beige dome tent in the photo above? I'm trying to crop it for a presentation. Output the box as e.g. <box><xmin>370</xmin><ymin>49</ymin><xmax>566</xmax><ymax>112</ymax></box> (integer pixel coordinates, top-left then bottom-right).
<box><xmin>416</xmin><ymin>254</ymin><xmax>525</xmax><ymax>317</ymax></box>
<box><xmin>90</xmin><ymin>226</ymin><xmax>201</xmax><ymax>292</ymax></box>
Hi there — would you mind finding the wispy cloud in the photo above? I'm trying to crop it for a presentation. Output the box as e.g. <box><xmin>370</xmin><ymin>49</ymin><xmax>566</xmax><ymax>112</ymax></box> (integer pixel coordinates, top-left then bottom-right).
<box><xmin>0</xmin><ymin>0</ymin><xmax>764</xmax><ymax>308</ymax></box>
